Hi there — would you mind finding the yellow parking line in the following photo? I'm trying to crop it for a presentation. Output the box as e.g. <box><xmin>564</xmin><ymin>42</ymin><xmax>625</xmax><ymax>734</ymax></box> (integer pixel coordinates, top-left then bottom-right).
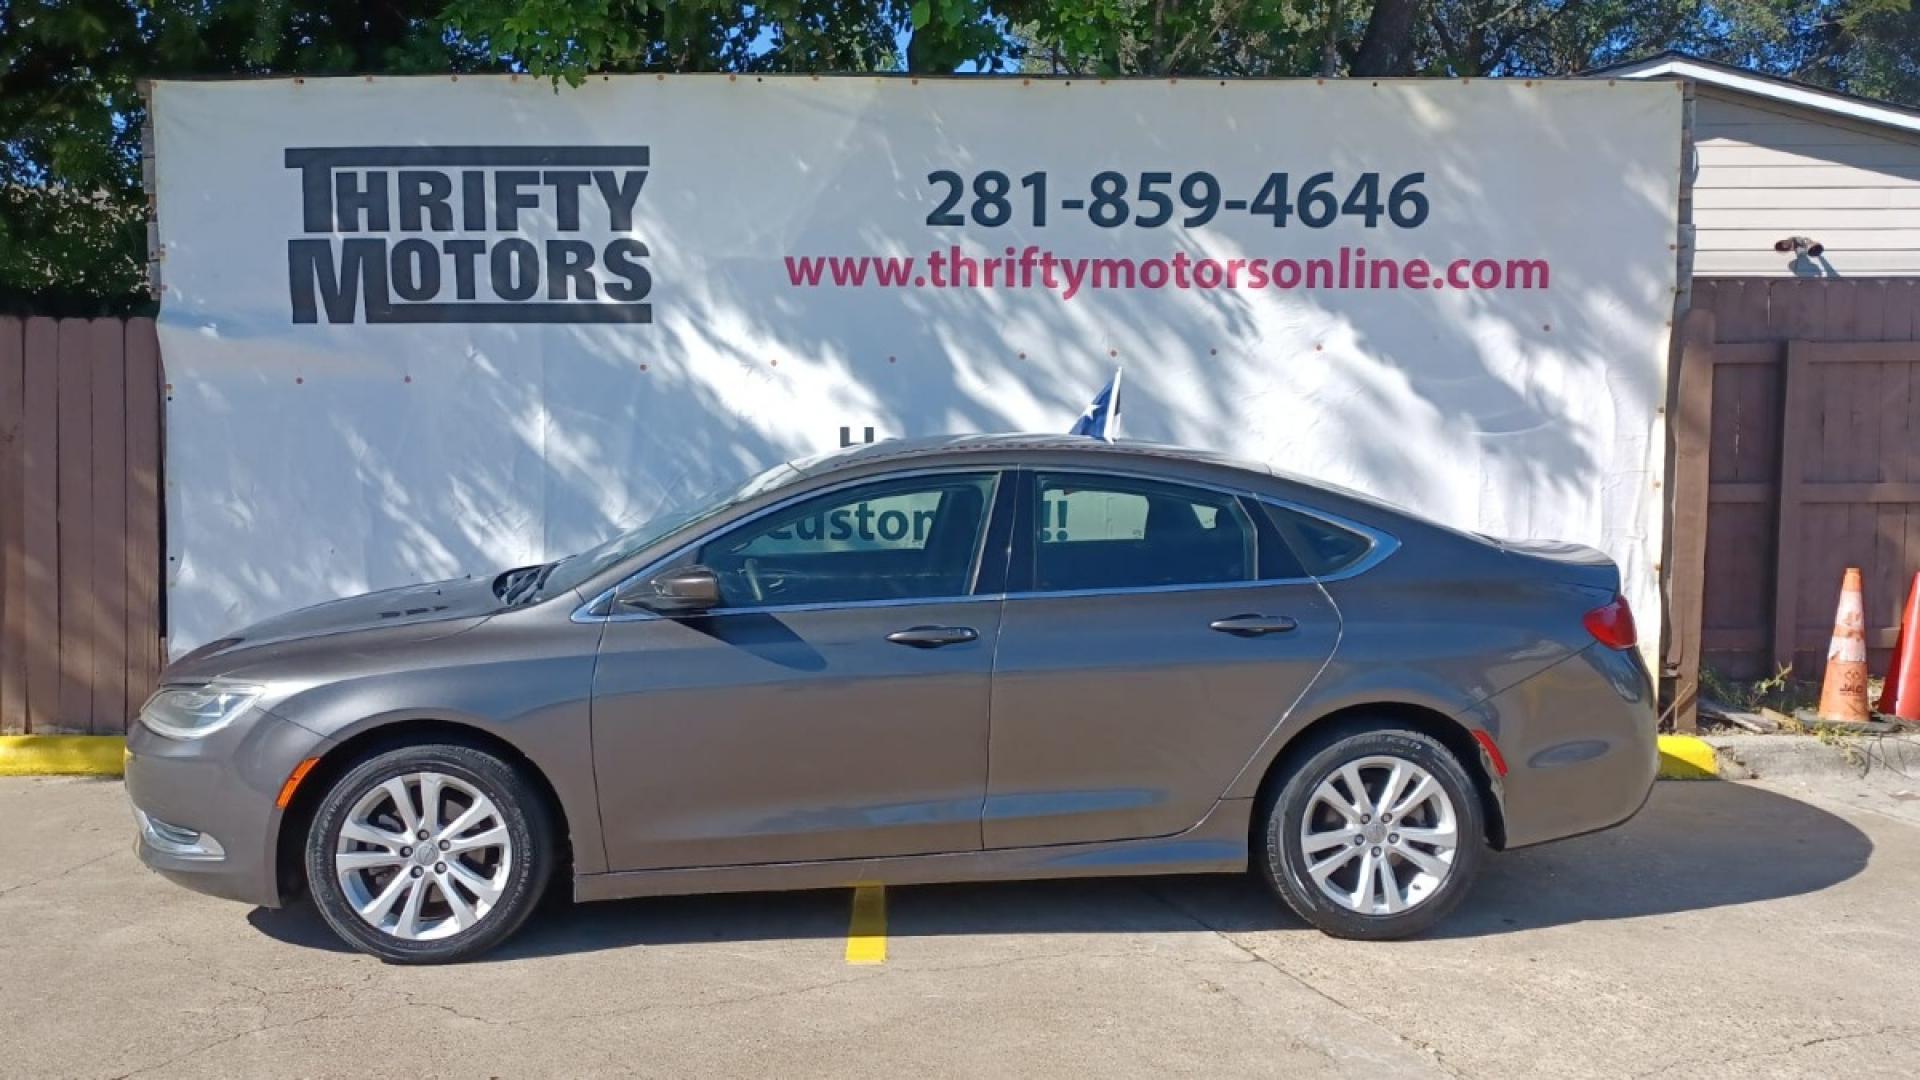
<box><xmin>845</xmin><ymin>883</ymin><xmax>887</xmax><ymax>965</ymax></box>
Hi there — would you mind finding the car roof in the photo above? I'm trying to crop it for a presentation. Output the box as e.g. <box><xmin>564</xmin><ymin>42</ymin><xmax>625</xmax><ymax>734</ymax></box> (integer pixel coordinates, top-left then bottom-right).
<box><xmin>784</xmin><ymin>433</ymin><xmax>1465</xmax><ymax>544</ymax></box>
<box><xmin>790</xmin><ymin>433</ymin><xmax>1279</xmax><ymax>479</ymax></box>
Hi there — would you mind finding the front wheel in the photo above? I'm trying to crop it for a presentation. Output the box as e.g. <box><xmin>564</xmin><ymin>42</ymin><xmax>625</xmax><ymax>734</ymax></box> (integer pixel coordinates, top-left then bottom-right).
<box><xmin>1259</xmin><ymin>727</ymin><xmax>1485</xmax><ymax>940</ymax></box>
<box><xmin>305</xmin><ymin>743</ymin><xmax>552</xmax><ymax>963</ymax></box>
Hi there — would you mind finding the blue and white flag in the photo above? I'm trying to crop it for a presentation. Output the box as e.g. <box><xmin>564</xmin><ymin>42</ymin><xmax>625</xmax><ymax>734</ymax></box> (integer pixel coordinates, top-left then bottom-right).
<box><xmin>1069</xmin><ymin>368</ymin><xmax>1123</xmax><ymax>442</ymax></box>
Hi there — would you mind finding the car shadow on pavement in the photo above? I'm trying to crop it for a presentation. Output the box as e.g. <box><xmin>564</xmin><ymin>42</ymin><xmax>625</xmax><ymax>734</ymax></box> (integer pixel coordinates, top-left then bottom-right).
<box><xmin>248</xmin><ymin>780</ymin><xmax>1873</xmax><ymax>959</ymax></box>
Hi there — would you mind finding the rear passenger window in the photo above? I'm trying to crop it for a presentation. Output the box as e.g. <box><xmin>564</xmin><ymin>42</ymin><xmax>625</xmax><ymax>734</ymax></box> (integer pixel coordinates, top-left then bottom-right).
<box><xmin>1262</xmin><ymin>503</ymin><xmax>1374</xmax><ymax>577</ymax></box>
<box><xmin>1032</xmin><ymin>473</ymin><xmax>1254</xmax><ymax>591</ymax></box>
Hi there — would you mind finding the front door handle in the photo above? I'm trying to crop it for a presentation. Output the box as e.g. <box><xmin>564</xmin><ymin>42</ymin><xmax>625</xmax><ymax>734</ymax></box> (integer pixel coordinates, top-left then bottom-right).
<box><xmin>1209</xmin><ymin>614</ymin><xmax>1298</xmax><ymax>637</ymax></box>
<box><xmin>886</xmin><ymin>625</ymin><xmax>979</xmax><ymax>648</ymax></box>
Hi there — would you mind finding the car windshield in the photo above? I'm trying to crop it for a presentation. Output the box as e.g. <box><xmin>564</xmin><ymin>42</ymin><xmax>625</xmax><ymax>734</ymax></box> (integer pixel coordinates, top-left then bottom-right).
<box><xmin>532</xmin><ymin>461</ymin><xmax>805</xmax><ymax>601</ymax></box>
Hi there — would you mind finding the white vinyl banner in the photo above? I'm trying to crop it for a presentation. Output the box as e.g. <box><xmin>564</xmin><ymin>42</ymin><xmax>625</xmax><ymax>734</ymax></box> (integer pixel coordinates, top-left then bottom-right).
<box><xmin>150</xmin><ymin>76</ymin><xmax>1683</xmax><ymax>654</ymax></box>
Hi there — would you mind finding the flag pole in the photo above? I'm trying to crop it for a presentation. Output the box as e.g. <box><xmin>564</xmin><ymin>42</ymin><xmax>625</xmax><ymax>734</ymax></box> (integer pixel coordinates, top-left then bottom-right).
<box><xmin>1106</xmin><ymin>367</ymin><xmax>1123</xmax><ymax>443</ymax></box>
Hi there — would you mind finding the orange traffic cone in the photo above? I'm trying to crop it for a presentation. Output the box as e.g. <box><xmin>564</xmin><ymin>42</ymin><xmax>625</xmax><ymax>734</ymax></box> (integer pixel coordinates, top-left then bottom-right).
<box><xmin>1877</xmin><ymin>572</ymin><xmax>1920</xmax><ymax>722</ymax></box>
<box><xmin>1818</xmin><ymin>567</ymin><xmax>1872</xmax><ymax>725</ymax></box>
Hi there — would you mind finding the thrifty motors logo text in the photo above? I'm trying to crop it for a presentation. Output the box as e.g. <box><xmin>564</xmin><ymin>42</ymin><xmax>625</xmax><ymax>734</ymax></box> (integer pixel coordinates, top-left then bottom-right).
<box><xmin>285</xmin><ymin>146</ymin><xmax>653</xmax><ymax>325</ymax></box>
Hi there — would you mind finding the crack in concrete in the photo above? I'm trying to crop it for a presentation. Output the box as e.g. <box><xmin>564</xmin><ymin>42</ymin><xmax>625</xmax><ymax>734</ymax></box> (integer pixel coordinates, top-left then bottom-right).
<box><xmin>103</xmin><ymin>1008</ymin><xmax>345</xmax><ymax>1080</ymax></box>
<box><xmin>1137</xmin><ymin>882</ymin><xmax>1467</xmax><ymax>1079</ymax></box>
<box><xmin>103</xmin><ymin>968</ymin><xmax>477</xmax><ymax>1077</ymax></box>
<box><xmin>0</xmin><ymin>849</ymin><xmax>119</xmax><ymax>901</ymax></box>
<box><xmin>1630</xmin><ymin>1023</ymin><xmax>1920</xmax><ymax>1079</ymax></box>
<box><xmin>497</xmin><ymin>970</ymin><xmax>882</xmax><ymax>1028</ymax></box>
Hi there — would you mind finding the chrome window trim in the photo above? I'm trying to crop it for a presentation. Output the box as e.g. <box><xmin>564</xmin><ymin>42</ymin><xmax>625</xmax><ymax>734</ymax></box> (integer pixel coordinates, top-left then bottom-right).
<box><xmin>1007</xmin><ymin>472</ymin><xmax>1400</xmax><ymax>594</ymax></box>
<box><xmin>571</xmin><ymin>463</ymin><xmax>1403</xmax><ymax>623</ymax></box>
<box><xmin>1253</xmin><ymin>495</ymin><xmax>1402</xmax><ymax>583</ymax></box>
<box><xmin>574</xmin><ymin>467</ymin><xmax>1004</xmax><ymax>623</ymax></box>
<box><xmin>1002</xmin><ymin>577</ymin><xmax>1307</xmax><ymax>603</ymax></box>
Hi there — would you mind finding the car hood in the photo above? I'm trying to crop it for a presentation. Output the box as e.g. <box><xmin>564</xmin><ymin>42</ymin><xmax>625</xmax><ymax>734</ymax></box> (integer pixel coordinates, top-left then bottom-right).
<box><xmin>163</xmin><ymin>575</ymin><xmax>505</xmax><ymax>682</ymax></box>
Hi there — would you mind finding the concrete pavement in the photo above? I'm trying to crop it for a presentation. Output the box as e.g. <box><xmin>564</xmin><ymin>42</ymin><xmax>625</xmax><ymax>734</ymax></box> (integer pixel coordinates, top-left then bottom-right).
<box><xmin>1</xmin><ymin>776</ymin><xmax>1917</xmax><ymax>1078</ymax></box>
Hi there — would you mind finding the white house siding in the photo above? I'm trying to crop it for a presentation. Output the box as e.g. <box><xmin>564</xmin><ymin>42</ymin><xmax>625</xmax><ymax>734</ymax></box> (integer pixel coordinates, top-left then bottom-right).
<box><xmin>1689</xmin><ymin>88</ymin><xmax>1920</xmax><ymax>276</ymax></box>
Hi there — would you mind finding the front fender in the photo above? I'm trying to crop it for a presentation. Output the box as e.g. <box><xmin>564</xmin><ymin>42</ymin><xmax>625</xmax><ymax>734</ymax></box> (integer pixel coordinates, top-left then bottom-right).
<box><xmin>264</xmin><ymin>617</ymin><xmax>608</xmax><ymax>875</ymax></box>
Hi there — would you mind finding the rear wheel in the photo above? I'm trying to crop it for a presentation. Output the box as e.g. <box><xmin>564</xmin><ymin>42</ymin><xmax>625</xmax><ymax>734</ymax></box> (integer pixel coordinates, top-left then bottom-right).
<box><xmin>1259</xmin><ymin>727</ymin><xmax>1485</xmax><ymax>940</ymax></box>
<box><xmin>305</xmin><ymin>743</ymin><xmax>552</xmax><ymax>963</ymax></box>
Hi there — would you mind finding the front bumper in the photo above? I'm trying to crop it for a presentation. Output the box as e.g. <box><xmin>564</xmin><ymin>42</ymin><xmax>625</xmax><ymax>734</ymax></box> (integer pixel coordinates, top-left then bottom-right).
<box><xmin>124</xmin><ymin>709</ymin><xmax>334</xmax><ymax>908</ymax></box>
<box><xmin>1464</xmin><ymin>642</ymin><xmax>1659</xmax><ymax>850</ymax></box>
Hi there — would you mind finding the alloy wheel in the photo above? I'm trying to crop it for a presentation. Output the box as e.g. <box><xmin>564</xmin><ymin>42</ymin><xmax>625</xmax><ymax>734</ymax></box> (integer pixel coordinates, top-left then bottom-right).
<box><xmin>334</xmin><ymin>771</ymin><xmax>515</xmax><ymax>941</ymax></box>
<box><xmin>1298</xmin><ymin>754</ymin><xmax>1459</xmax><ymax>916</ymax></box>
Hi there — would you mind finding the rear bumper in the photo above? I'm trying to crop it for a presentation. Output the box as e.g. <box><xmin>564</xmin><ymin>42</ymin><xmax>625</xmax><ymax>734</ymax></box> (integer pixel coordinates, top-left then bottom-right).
<box><xmin>124</xmin><ymin>711</ymin><xmax>333</xmax><ymax>908</ymax></box>
<box><xmin>1463</xmin><ymin>643</ymin><xmax>1658</xmax><ymax>849</ymax></box>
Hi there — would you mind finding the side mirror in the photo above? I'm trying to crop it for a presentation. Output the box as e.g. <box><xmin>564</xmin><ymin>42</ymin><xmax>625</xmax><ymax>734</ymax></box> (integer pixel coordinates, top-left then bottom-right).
<box><xmin>617</xmin><ymin>565</ymin><xmax>721</xmax><ymax>613</ymax></box>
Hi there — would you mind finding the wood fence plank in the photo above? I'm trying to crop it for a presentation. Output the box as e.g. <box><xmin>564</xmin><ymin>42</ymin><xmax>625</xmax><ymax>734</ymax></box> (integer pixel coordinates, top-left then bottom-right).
<box><xmin>55</xmin><ymin>320</ymin><xmax>95</xmax><ymax>734</ymax></box>
<box><xmin>1823</xmin><ymin>280</ymin><xmax>1860</xmax><ymax>346</ymax></box>
<box><xmin>1851</xmin><ymin>280</ymin><xmax>1888</xmax><ymax>342</ymax></box>
<box><xmin>1691</xmin><ymin>280</ymin><xmax>1720</xmax><ymax>323</ymax></box>
<box><xmin>1801</xmin><ymin>342</ymin><xmax>1919</xmax><ymax>363</ymax></box>
<box><xmin>1707</xmin><ymin>342</ymin><xmax>1782</xmax><ymax>366</ymax></box>
<box><xmin>1748</xmin><ymin>359</ymin><xmax>1785</xmax><ymax>484</ymax></box>
<box><xmin>89</xmin><ymin>320</ymin><xmax>128</xmax><ymax>733</ymax></box>
<box><xmin>124</xmin><ymin>320</ymin><xmax>162</xmax><ymax>720</ymax></box>
<box><xmin>1888</xmin><ymin>280</ymin><xmax>1918</xmax><ymax>341</ymax></box>
<box><xmin>21</xmin><ymin>319</ymin><xmax>61</xmax><ymax>733</ymax></box>
<box><xmin>1773</xmin><ymin>280</ymin><xmax>1831</xmax><ymax>341</ymax></box>
<box><xmin>1797</xmin><ymin>483</ymin><xmax>1920</xmax><ymax>503</ymax></box>
<box><xmin>1707</xmin><ymin>481</ymin><xmax>1771</xmax><ymax>503</ymax></box>
<box><xmin>1845</xmin><ymin>348</ymin><xmax>1881</xmax><ymax>618</ymax></box>
<box><xmin>0</xmin><ymin>318</ymin><xmax>23</xmax><ymax>734</ymax></box>
<box><xmin>1668</xmin><ymin>309</ymin><xmax>1715</xmax><ymax>731</ymax></box>
<box><xmin>1707</xmin><ymin>360</ymin><xmax>1740</xmax><ymax>483</ymax></box>
<box><xmin>1772</xmin><ymin>341</ymin><xmax>1813</xmax><ymax>673</ymax></box>
<box><xmin>1706</xmin><ymin>278</ymin><xmax>1773</xmax><ymax>340</ymax></box>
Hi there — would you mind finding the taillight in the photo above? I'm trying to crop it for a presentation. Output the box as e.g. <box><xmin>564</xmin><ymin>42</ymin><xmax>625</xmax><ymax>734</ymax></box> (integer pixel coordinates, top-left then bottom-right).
<box><xmin>1583</xmin><ymin>594</ymin><xmax>1637</xmax><ymax>650</ymax></box>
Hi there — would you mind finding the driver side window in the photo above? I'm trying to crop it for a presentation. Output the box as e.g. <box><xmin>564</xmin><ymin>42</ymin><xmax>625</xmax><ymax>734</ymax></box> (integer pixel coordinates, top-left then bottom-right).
<box><xmin>697</xmin><ymin>473</ymin><xmax>998</xmax><ymax>608</ymax></box>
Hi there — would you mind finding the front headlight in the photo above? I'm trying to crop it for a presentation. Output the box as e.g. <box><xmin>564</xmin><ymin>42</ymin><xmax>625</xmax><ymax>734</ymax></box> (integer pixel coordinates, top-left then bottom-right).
<box><xmin>139</xmin><ymin>684</ymin><xmax>263</xmax><ymax>740</ymax></box>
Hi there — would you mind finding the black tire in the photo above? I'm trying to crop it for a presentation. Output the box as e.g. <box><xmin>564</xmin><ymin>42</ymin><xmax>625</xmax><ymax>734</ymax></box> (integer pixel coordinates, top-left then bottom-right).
<box><xmin>305</xmin><ymin>743</ymin><xmax>553</xmax><ymax>963</ymax></box>
<box><xmin>1258</xmin><ymin>726</ymin><xmax>1485</xmax><ymax>941</ymax></box>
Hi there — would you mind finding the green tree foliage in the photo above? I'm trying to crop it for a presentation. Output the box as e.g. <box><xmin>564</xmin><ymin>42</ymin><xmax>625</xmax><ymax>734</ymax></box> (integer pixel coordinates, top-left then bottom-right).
<box><xmin>3</xmin><ymin>0</ymin><xmax>1915</xmax><ymax>312</ymax></box>
<box><xmin>1</xmin><ymin>0</ymin><xmax>491</xmax><ymax>314</ymax></box>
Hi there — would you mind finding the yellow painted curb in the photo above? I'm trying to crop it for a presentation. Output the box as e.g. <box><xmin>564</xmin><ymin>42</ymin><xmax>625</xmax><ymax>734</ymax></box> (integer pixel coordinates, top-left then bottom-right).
<box><xmin>0</xmin><ymin>736</ymin><xmax>127</xmax><ymax>777</ymax></box>
<box><xmin>1658</xmin><ymin>734</ymin><xmax>1718</xmax><ymax>780</ymax></box>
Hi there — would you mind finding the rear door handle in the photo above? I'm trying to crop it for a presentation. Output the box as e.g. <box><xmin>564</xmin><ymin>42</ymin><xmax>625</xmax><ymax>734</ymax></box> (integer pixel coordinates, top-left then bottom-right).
<box><xmin>1209</xmin><ymin>614</ymin><xmax>1298</xmax><ymax>637</ymax></box>
<box><xmin>886</xmin><ymin>625</ymin><xmax>979</xmax><ymax>648</ymax></box>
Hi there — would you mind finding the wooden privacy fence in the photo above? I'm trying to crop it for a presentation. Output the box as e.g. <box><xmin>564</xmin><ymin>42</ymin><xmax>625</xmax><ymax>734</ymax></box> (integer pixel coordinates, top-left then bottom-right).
<box><xmin>0</xmin><ymin>317</ymin><xmax>164</xmax><ymax>735</ymax></box>
<box><xmin>1669</xmin><ymin>279</ymin><xmax>1920</xmax><ymax>729</ymax></box>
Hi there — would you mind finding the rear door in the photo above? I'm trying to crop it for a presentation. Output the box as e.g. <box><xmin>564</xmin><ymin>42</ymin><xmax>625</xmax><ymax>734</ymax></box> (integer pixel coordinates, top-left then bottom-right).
<box><xmin>984</xmin><ymin>469</ymin><xmax>1341</xmax><ymax>849</ymax></box>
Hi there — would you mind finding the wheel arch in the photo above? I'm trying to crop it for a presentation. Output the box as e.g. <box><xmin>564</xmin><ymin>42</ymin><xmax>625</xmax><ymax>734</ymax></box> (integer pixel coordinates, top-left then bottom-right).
<box><xmin>273</xmin><ymin>717</ymin><xmax>573</xmax><ymax>903</ymax></box>
<box><xmin>1247</xmin><ymin>702</ymin><xmax>1508</xmax><ymax>853</ymax></box>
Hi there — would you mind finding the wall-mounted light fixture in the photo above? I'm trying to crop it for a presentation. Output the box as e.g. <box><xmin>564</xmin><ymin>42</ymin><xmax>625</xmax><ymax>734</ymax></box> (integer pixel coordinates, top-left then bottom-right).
<box><xmin>1774</xmin><ymin>236</ymin><xmax>1825</xmax><ymax>258</ymax></box>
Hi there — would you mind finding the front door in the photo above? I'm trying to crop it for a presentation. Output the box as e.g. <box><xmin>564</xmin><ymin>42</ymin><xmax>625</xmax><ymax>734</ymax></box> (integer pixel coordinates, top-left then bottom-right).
<box><xmin>985</xmin><ymin>469</ymin><xmax>1340</xmax><ymax>849</ymax></box>
<box><xmin>592</xmin><ymin>470</ymin><xmax>1007</xmax><ymax>871</ymax></box>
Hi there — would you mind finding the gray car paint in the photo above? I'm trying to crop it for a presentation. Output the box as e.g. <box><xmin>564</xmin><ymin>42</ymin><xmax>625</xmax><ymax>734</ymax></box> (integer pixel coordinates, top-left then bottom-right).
<box><xmin>986</xmin><ymin>579</ymin><xmax>1339</xmax><ymax>848</ymax></box>
<box><xmin>592</xmin><ymin>596</ymin><xmax>1003</xmax><ymax>869</ymax></box>
<box><xmin>125</xmin><ymin>434</ymin><xmax>1656</xmax><ymax>912</ymax></box>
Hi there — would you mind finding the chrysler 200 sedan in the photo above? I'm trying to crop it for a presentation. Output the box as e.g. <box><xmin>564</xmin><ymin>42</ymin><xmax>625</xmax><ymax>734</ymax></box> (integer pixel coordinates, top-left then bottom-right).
<box><xmin>127</xmin><ymin>434</ymin><xmax>1656</xmax><ymax>963</ymax></box>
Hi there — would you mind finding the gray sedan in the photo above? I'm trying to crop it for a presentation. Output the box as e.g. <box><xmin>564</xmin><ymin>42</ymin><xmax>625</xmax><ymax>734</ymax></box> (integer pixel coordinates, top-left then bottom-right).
<box><xmin>126</xmin><ymin>434</ymin><xmax>1656</xmax><ymax>963</ymax></box>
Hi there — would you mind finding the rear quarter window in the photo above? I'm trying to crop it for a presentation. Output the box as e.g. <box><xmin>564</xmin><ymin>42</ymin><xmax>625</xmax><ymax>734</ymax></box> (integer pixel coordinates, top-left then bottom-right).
<box><xmin>1261</xmin><ymin>503</ymin><xmax>1376</xmax><ymax>578</ymax></box>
